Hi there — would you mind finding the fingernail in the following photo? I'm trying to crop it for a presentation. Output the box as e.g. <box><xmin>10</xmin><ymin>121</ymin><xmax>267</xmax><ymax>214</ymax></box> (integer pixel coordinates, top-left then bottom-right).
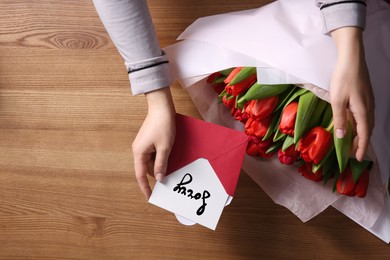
<box><xmin>155</xmin><ymin>173</ymin><xmax>164</xmax><ymax>182</ymax></box>
<box><xmin>336</xmin><ymin>128</ymin><xmax>346</xmax><ymax>139</ymax></box>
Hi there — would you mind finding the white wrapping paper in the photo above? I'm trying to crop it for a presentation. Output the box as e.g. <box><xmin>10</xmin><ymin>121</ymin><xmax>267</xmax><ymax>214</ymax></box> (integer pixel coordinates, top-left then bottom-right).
<box><xmin>164</xmin><ymin>0</ymin><xmax>390</xmax><ymax>243</ymax></box>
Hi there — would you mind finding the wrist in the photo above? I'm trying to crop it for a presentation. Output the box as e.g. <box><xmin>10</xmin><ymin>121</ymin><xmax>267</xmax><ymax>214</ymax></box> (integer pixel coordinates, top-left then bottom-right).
<box><xmin>331</xmin><ymin>27</ymin><xmax>364</xmax><ymax>64</ymax></box>
<box><xmin>145</xmin><ymin>87</ymin><xmax>176</xmax><ymax>114</ymax></box>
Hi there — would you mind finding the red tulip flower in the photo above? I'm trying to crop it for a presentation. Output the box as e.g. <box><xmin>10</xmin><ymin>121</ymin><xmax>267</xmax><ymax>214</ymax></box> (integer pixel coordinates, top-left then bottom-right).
<box><xmin>278</xmin><ymin>145</ymin><xmax>300</xmax><ymax>165</ymax></box>
<box><xmin>245</xmin><ymin>116</ymin><xmax>273</xmax><ymax>138</ymax></box>
<box><xmin>244</xmin><ymin>96</ymin><xmax>278</xmax><ymax>121</ymax></box>
<box><xmin>298</xmin><ymin>163</ymin><xmax>323</xmax><ymax>182</ymax></box>
<box><xmin>212</xmin><ymin>82</ymin><xmax>226</xmax><ymax>94</ymax></box>
<box><xmin>279</xmin><ymin>101</ymin><xmax>298</xmax><ymax>136</ymax></box>
<box><xmin>297</xmin><ymin>126</ymin><xmax>332</xmax><ymax>165</ymax></box>
<box><xmin>247</xmin><ymin>135</ymin><xmax>275</xmax><ymax>159</ymax></box>
<box><xmin>222</xmin><ymin>95</ymin><xmax>236</xmax><ymax>109</ymax></box>
<box><xmin>224</xmin><ymin>67</ymin><xmax>242</xmax><ymax>84</ymax></box>
<box><xmin>336</xmin><ymin>166</ymin><xmax>369</xmax><ymax>198</ymax></box>
<box><xmin>231</xmin><ymin>108</ymin><xmax>249</xmax><ymax>123</ymax></box>
<box><xmin>225</xmin><ymin>74</ymin><xmax>257</xmax><ymax>96</ymax></box>
<box><xmin>207</xmin><ymin>71</ymin><xmax>226</xmax><ymax>94</ymax></box>
<box><xmin>224</xmin><ymin>67</ymin><xmax>257</xmax><ymax>96</ymax></box>
<box><xmin>247</xmin><ymin>135</ymin><xmax>261</xmax><ymax>156</ymax></box>
<box><xmin>207</xmin><ymin>71</ymin><xmax>222</xmax><ymax>84</ymax></box>
<box><xmin>354</xmin><ymin>169</ymin><xmax>370</xmax><ymax>198</ymax></box>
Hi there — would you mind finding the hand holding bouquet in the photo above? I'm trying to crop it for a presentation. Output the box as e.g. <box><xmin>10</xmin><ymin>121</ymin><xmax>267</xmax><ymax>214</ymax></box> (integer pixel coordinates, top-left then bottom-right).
<box><xmin>208</xmin><ymin>67</ymin><xmax>372</xmax><ymax>198</ymax></box>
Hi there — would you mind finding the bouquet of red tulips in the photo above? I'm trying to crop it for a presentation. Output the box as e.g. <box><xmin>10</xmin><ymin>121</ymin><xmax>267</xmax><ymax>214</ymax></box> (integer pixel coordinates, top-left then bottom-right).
<box><xmin>208</xmin><ymin>66</ymin><xmax>373</xmax><ymax>198</ymax></box>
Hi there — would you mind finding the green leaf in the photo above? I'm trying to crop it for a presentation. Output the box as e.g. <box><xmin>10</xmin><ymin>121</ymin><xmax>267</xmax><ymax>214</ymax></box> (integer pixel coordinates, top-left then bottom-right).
<box><xmin>219</xmin><ymin>67</ymin><xmax>234</xmax><ymax>76</ymax></box>
<box><xmin>350</xmin><ymin>158</ymin><xmax>371</xmax><ymax>183</ymax></box>
<box><xmin>271</xmin><ymin>109</ymin><xmax>287</xmax><ymax>142</ymax></box>
<box><xmin>334</xmin><ymin>121</ymin><xmax>353</xmax><ymax>172</ymax></box>
<box><xmin>213</xmin><ymin>75</ymin><xmax>227</xmax><ymax>84</ymax></box>
<box><xmin>320</xmin><ymin>102</ymin><xmax>333</xmax><ymax>128</ymax></box>
<box><xmin>217</xmin><ymin>89</ymin><xmax>227</xmax><ymax>103</ymax></box>
<box><xmin>321</xmin><ymin>151</ymin><xmax>337</xmax><ymax>185</ymax></box>
<box><xmin>273</xmin><ymin>128</ymin><xmax>287</xmax><ymax>142</ymax></box>
<box><xmin>282</xmin><ymin>135</ymin><xmax>294</xmax><ymax>152</ymax></box>
<box><xmin>280</xmin><ymin>87</ymin><xmax>308</xmax><ymax>111</ymax></box>
<box><xmin>228</xmin><ymin>67</ymin><xmax>256</xmax><ymax>85</ymax></box>
<box><xmin>312</xmin><ymin>144</ymin><xmax>335</xmax><ymax>173</ymax></box>
<box><xmin>266</xmin><ymin>139</ymin><xmax>283</xmax><ymax>154</ymax></box>
<box><xmin>218</xmin><ymin>89</ymin><xmax>227</xmax><ymax>98</ymax></box>
<box><xmin>274</xmin><ymin>85</ymin><xmax>298</xmax><ymax>112</ymax></box>
<box><xmin>237</xmin><ymin>83</ymin><xmax>291</xmax><ymax>107</ymax></box>
<box><xmin>308</xmin><ymin>99</ymin><xmax>327</xmax><ymax>130</ymax></box>
<box><xmin>234</xmin><ymin>93</ymin><xmax>245</xmax><ymax>109</ymax></box>
<box><xmin>294</xmin><ymin>91</ymin><xmax>319</xmax><ymax>143</ymax></box>
<box><xmin>332</xmin><ymin>170</ymin><xmax>341</xmax><ymax>193</ymax></box>
<box><xmin>262</xmin><ymin>113</ymin><xmax>279</xmax><ymax>141</ymax></box>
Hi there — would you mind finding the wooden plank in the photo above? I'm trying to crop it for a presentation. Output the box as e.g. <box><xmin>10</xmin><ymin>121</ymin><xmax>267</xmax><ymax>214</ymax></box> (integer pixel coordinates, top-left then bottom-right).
<box><xmin>0</xmin><ymin>0</ymin><xmax>389</xmax><ymax>259</ymax></box>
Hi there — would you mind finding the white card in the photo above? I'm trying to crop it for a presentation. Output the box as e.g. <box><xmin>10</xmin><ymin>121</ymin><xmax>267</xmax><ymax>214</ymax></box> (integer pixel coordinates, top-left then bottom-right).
<box><xmin>149</xmin><ymin>158</ymin><xmax>230</xmax><ymax>230</ymax></box>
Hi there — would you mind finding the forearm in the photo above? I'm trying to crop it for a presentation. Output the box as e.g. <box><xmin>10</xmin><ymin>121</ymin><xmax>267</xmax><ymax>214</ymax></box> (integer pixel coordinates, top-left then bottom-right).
<box><xmin>146</xmin><ymin>87</ymin><xmax>176</xmax><ymax>114</ymax></box>
<box><xmin>92</xmin><ymin>0</ymin><xmax>171</xmax><ymax>95</ymax></box>
<box><xmin>331</xmin><ymin>26</ymin><xmax>364</xmax><ymax>64</ymax></box>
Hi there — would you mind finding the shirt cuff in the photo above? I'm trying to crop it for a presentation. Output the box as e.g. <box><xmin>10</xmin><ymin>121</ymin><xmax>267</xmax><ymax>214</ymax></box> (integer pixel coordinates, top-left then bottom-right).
<box><xmin>319</xmin><ymin>2</ymin><xmax>366</xmax><ymax>33</ymax></box>
<box><xmin>125</xmin><ymin>52</ymin><xmax>172</xmax><ymax>95</ymax></box>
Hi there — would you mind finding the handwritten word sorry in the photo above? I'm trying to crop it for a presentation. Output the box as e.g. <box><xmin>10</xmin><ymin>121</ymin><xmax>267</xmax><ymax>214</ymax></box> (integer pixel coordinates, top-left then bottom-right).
<box><xmin>173</xmin><ymin>173</ymin><xmax>211</xmax><ymax>216</ymax></box>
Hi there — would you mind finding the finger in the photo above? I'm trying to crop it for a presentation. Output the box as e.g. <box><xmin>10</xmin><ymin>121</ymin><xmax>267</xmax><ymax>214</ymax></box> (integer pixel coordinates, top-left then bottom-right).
<box><xmin>350</xmin><ymin>135</ymin><xmax>359</xmax><ymax>157</ymax></box>
<box><xmin>330</xmin><ymin>99</ymin><xmax>348</xmax><ymax>139</ymax></box>
<box><xmin>133</xmin><ymin>152</ymin><xmax>152</xmax><ymax>199</ymax></box>
<box><xmin>154</xmin><ymin>145</ymin><xmax>171</xmax><ymax>182</ymax></box>
<box><xmin>354</xmin><ymin>112</ymin><xmax>371</xmax><ymax>161</ymax></box>
<box><xmin>147</xmin><ymin>159</ymin><xmax>154</xmax><ymax>177</ymax></box>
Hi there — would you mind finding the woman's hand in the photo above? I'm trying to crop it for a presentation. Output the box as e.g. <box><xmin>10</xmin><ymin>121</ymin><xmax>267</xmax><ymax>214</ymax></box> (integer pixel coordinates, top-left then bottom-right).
<box><xmin>132</xmin><ymin>87</ymin><xmax>176</xmax><ymax>199</ymax></box>
<box><xmin>330</xmin><ymin>27</ymin><xmax>375</xmax><ymax>161</ymax></box>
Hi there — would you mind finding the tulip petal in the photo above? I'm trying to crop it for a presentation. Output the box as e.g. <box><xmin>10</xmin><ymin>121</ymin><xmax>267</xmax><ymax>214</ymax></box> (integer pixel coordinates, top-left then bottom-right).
<box><xmin>225</xmin><ymin>73</ymin><xmax>257</xmax><ymax>96</ymax></box>
<box><xmin>355</xmin><ymin>169</ymin><xmax>370</xmax><ymax>198</ymax></box>
<box><xmin>336</xmin><ymin>166</ymin><xmax>356</xmax><ymax>196</ymax></box>
<box><xmin>279</xmin><ymin>102</ymin><xmax>298</xmax><ymax>136</ymax></box>
<box><xmin>297</xmin><ymin>126</ymin><xmax>332</xmax><ymax>165</ymax></box>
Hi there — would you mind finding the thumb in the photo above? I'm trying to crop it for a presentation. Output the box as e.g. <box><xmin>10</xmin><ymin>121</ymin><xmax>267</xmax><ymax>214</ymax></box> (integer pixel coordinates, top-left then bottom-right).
<box><xmin>154</xmin><ymin>145</ymin><xmax>171</xmax><ymax>182</ymax></box>
<box><xmin>331</xmin><ymin>100</ymin><xmax>348</xmax><ymax>139</ymax></box>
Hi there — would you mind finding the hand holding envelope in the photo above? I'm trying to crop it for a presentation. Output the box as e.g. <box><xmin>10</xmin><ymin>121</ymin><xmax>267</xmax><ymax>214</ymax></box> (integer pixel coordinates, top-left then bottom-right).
<box><xmin>149</xmin><ymin>114</ymin><xmax>248</xmax><ymax>230</ymax></box>
<box><xmin>166</xmin><ymin>114</ymin><xmax>248</xmax><ymax>197</ymax></box>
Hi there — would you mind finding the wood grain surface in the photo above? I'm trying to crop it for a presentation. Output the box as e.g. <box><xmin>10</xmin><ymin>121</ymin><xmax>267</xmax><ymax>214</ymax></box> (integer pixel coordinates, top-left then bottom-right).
<box><xmin>0</xmin><ymin>0</ymin><xmax>389</xmax><ymax>259</ymax></box>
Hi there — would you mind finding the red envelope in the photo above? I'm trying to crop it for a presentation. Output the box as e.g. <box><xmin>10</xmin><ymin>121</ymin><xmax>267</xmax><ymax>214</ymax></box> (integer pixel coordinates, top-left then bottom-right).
<box><xmin>167</xmin><ymin>113</ymin><xmax>249</xmax><ymax>197</ymax></box>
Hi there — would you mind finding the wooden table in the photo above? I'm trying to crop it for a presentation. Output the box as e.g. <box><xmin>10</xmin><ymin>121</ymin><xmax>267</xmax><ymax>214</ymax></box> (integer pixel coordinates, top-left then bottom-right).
<box><xmin>0</xmin><ymin>0</ymin><xmax>388</xmax><ymax>259</ymax></box>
